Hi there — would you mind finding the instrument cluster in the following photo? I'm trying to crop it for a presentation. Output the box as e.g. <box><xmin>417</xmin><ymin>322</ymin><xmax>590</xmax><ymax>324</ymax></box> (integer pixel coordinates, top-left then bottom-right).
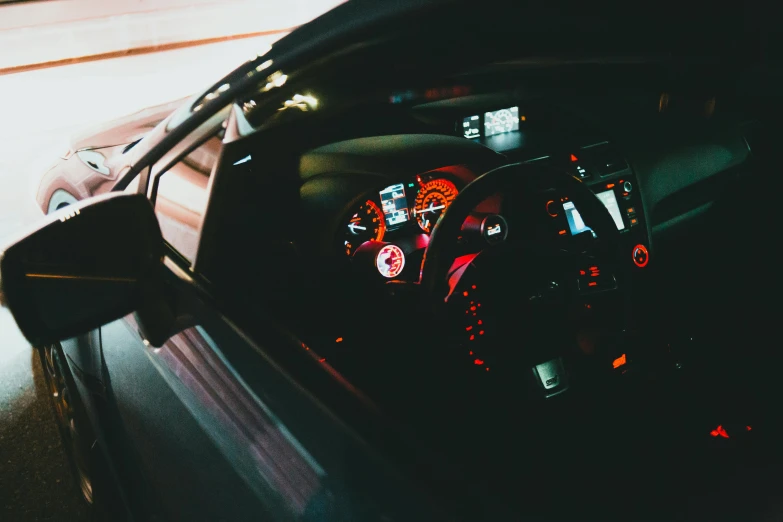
<box><xmin>342</xmin><ymin>172</ymin><xmax>461</xmax><ymax>258</ymax></box>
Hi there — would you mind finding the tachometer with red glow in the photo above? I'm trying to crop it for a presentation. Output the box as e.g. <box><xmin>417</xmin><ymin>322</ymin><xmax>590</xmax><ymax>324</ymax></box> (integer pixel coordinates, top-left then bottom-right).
<box><xmin>413</xmin><ymin>178</ymin><xmax>458</xmax><ymax>233</ymax></box>
<box><xmin>344</xmin><ymin>200</ymin><xmax>385</xmax><ymax>256</ymax></box>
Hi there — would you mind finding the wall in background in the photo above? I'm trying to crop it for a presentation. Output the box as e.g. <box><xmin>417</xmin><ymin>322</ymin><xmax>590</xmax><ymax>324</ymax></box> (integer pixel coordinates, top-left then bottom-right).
<box><xmin>0</xmin><ymin>0</ymin><xmax>343</xmax><ymax>72</ymax></box>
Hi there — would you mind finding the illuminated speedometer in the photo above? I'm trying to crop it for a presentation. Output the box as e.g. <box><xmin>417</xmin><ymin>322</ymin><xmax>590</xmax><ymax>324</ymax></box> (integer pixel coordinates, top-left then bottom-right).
<box><xmin>413</xmin><ymin>179</ymin><xmax>458</xmax><ymax>233</ymax></box>
<box><xmin>344</xmin><ymin>200</ymin><xmax>385</xmax><ymax>256</ymax></box>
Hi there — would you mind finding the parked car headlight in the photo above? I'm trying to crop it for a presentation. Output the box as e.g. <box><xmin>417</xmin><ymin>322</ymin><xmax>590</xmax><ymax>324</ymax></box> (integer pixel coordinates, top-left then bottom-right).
<box><xmin>76</xmin><ymin>150</ymin><xmax>111</xmax><ymax>176</ymax></box>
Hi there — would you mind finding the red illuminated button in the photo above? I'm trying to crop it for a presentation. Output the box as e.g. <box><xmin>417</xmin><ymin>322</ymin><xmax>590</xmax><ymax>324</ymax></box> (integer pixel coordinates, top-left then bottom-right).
<box><xmin>612</xmin><ymin>353</ymin><xmax>627</xmax><ymax>369</ymax></box>
<box><xmin>632</xmin><ymin>244</ymin><xmax>649</xmax><ymax>268</ymax></box>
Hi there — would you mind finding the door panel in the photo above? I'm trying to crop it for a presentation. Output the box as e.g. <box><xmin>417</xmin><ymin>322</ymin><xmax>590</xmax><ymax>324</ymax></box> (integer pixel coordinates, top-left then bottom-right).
<box><xmin>99</xmin><ymin>260</ymin><xmax>442</xmax><ymax>521</ymax></box>
<box><xmin>101</xmin><ymin>318</ymin><xmax>262</xmax><ymax>522</ymax></box>
<box><xmin>140</xmin><ymin>320</ymin><xmax>324</xmax><ymax>517</ymax></box>
<box><xmin>60</xmin><ymin>330</ymin><xmax>102</xmax><ymax>383</ymax></box>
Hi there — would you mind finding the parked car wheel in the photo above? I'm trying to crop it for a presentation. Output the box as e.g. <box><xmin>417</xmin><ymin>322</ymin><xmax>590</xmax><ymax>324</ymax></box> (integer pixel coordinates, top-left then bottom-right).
<box><xmin>39</xmin><ymin>343</ymin><xmax>94</xmax><ymax>506</ymax></box>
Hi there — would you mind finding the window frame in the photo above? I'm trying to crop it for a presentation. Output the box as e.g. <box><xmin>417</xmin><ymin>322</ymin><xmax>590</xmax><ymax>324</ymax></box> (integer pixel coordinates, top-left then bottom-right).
<box><xmin>145</xmin><ymin>106</ymin><xmax>230</xmax><ymax>269</ymax></box>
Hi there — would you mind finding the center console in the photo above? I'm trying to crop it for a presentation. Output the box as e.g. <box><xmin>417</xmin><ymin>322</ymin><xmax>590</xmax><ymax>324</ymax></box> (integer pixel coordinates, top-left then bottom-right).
<box><xmin>570</xmin><ymin>141</ymin><xmax>650</xmax><ymax>267</ymax></box>
<box><xmin>452</xmin><ymin>104</ymin><xmax>654</xmax><ymax>332</ymax></box>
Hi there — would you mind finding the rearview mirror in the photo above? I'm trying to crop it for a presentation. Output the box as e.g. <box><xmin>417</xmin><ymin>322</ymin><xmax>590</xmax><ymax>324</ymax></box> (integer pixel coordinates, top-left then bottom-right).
<box><xmin>0</xmin><ymin>193</ymin><xmax>163</xmax><ymax>346</ymax></box>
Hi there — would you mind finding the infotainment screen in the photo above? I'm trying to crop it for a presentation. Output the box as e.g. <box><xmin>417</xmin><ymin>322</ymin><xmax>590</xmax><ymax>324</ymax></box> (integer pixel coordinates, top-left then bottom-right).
<box><xmin>564</xmin><ymin>191</ymin><xmax>626</xmax><ymax>236</ymax></box>
<box><xmin>379</xmin><ymin>183</ymin><xmax>410</xmax><ymax>226</ymax></box>
<box><xmin>563</xmin><ymin>201</ymin><xmax>592</xmax><ymax>236</ymax></box>
<box><xmin>484</xmin><ymin>106</ymin><xmax>519</xmax><ymax>137</ymax></box>
<box><xmin>594</xmin><ymin>190</ymin><xmax>626</xmax><ymax>231</ymax></box>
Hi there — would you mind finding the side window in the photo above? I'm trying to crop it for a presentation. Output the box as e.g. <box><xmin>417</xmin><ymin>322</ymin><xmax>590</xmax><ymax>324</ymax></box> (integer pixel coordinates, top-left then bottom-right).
<box><xmin>154</xmin><ymin>130</ymin><xmax>224</xmax><ymax>263</ymax></box>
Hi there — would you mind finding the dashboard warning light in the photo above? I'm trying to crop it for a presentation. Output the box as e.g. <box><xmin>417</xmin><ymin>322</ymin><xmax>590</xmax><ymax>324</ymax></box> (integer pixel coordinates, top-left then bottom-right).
<box><xmin>710</xmin><ymin>425</ymin><xmax>729</xmax><ymax>438</ymax></box>
<box><xmin>474</xmin><ymin>359</ymin><xmax>484</xmax><ymax>365</ymax></box>
<box><xmin>570</xmin><ymin>153</ymin><xmax>578</xmax><ymax>162</ymax></box>
<box><xmin>612</xmin><ymin>353</ymin><xmax>627</xmax><ymax>369</ymax></box>
<box><xmin>746</xmin><ymin>425</ymin><xmax>752</xmax><ymax>432</ymax></box>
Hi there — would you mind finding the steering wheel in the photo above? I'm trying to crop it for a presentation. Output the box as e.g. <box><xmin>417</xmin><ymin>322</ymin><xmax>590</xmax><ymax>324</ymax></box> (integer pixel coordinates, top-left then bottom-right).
<box><xmin>412</xmin><ymin>162</ymin><xmax>783</xmax><ymax>519</ymax></box>
<box><xmin>419</xmin><ymin>162</ymin><xmax>626</xmax><ymax>399</ymax></box>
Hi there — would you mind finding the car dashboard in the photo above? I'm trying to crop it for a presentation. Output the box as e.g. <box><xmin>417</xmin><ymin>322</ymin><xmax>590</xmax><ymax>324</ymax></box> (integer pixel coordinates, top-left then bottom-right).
<box><xmin>207</xmin><ymin>73</ymin><xmax>771</xmax><ymax>519</ymax></box>
<box><xmin>308</xmin><ymin>98</ymin><xmax>653</xmax><ymax>287</ymax></box>
<box><xmin>284</xmin><ymin>87</ymin><xmax>758</xmax><ymax>396</ymax></box>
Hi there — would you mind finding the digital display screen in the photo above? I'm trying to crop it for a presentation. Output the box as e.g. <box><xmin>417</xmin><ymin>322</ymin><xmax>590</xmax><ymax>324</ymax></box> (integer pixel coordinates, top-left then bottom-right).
<box><xmin>379</xmin><ymin>183</ymin><xmax>410</xmax><ymax>226</ymax></box>
<box><xmin>563</xmin><ymin>191</ymin><xmax>626</xmax><ymax>236</ymax></box>
<box><xmin>563</xmin><ymin>201</ymin><xmax>592</xmax><ymax>236</ymax></box>
<box><xmin>595</xmin><ymin>190</ymin><xmax>626</xmax><ymax>231</ymax></box>
<box><xmin>484</xmin><ymin>106</ymin><xmax>519</xmax><ymax>137</ymax></box>
<box><xmin>462</xmin><ymin>115</ymin><xmax>481</xmax><ymax>139</ymax></box>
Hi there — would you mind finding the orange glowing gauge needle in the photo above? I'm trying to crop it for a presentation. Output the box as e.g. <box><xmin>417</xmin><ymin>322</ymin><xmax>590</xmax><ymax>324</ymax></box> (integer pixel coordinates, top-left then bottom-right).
<box><xmin>414</xmin><ymin>202</ymin><xmax>445</xmax><ymax>215</ymax></box>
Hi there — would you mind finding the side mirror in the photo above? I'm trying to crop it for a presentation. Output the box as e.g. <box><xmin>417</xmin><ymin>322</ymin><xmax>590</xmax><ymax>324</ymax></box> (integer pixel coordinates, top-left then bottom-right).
<box><xmin>0</xmin><ymin>193</ymin><xmax>164</xmax><ymax>346</ymax></box>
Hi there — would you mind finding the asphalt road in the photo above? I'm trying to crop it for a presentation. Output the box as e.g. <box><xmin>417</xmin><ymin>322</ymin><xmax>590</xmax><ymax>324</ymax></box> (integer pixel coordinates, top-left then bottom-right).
<box><xmin>0</xmin><ymin>349</ymin><xmax>89</xmax><ymax>521</ymax></box>
<box><xmin>0</xmin><ymin>36</ymin><xmax>279</xmax><ymax>521</ymax></box>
